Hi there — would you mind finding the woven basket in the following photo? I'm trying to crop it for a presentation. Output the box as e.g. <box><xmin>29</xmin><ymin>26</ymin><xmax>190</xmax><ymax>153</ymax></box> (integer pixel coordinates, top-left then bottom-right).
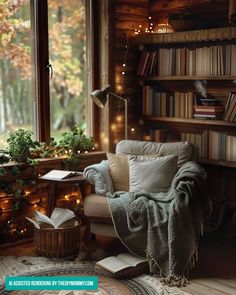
<box><xmin>34</xmin><ymin>225</ymin><xmax>80</xmax><ymax>258</ymax></box>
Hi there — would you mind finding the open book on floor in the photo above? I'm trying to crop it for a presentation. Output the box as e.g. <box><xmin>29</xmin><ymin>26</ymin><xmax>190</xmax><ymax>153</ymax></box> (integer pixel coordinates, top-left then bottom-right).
<box><xmin>95</xmin><ymin>253</ymin><xmax>148</xmax><ymax>278</ymax></box>
<box><xmin>26</xmin><ymin>207</ymin><xmax>77</xmax><ymax>229</ymax></box>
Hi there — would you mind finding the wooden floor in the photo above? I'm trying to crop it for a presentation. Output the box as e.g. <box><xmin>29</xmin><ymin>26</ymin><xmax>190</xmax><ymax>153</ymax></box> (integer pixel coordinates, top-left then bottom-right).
<box><xmin>0</xmin><ymin>230</ymin><xmax>236</xmax><ymax>295</ymax></box>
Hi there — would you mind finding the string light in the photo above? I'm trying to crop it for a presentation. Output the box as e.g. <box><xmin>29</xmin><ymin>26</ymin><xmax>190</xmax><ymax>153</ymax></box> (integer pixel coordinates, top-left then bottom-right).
<box><xmin>134</xmin><ymin>16</ymin><xmax>154</xmax><ymax>35</ymax></box>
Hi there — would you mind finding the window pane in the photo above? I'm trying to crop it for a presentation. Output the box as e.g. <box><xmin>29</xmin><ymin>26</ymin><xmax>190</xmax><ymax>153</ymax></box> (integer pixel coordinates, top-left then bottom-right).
<box><xmin>0</xmin><ymin>0</ymin><xmax>33</xmax><ymax>149</ymax></box>
<box><xmin>48</xmin><ymin>1</ymin><xmax>86</xmax><ymax>141</ymax></box>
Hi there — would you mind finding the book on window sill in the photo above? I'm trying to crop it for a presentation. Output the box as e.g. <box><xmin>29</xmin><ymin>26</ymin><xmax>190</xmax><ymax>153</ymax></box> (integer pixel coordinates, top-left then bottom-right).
<box><xmin>40</xmin><ymin>169</ymin><xmax>83</xmax><ymax>181</ymax></box>
<box><xmin>26</xmin><ymin>207</ymin><xmax>77</xmax><ymax>229</ymax></box>
<box><xmin>95</xmin><ymin>253</ymin><xmax>148</xmax><ymax>278</ymax></box>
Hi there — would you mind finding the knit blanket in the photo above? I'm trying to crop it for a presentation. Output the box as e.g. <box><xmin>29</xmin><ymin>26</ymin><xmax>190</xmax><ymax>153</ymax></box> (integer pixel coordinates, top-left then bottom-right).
<box><xmin>108</xmin><ymin>161</ymin><xmax>208</xmax><ymax>286</ymax></box>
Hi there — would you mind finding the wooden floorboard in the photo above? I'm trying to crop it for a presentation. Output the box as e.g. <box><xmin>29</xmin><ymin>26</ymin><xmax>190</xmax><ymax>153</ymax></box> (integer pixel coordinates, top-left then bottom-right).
<box><xmin>0</xmin><ymin>229</ymin><xmax>236</xmax><ymax>295</ymax></box>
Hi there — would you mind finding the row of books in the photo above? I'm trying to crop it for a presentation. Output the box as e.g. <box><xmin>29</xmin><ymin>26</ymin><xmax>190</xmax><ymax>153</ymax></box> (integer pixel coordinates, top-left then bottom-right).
<box><xmin>142</xmin><ymin>87</ymin><xmax>195</xmax><ymax>118</ymax></box>
<box><xmin>182</xmin><ymin>131</ymin><xmax>236</xmax><ymax>162</ymax></box>
<box><xmin>137</xmin><ymin>44</ymin><xmax>236</xmax><ymax>77</ymax></box>
<box><xmin>142</xmin><ymin>87</ymin><xmax>225</xmax><ymax>120</ymax></box>
<box><xmin>145</xmin><ymin>129</ymin><xmax>236</xmax><ymax>162</ymax></box>
<box><xmin>223</xmin><ymin>92</ymin><xmax>236</xmax><ymax>122</ymax></box>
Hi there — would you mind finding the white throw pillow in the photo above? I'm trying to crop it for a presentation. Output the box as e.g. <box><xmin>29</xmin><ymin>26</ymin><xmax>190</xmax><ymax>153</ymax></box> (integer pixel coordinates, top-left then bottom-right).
<box><xmin>128</xmin><ymin>154</ymin><xmax>178</xmax><ymax>193</ymax></box>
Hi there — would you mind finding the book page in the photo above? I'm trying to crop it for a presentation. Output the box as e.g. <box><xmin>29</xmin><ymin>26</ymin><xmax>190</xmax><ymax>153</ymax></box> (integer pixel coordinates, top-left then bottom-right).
<box><xmin>52</xmin><ymin>209</ymin><xmax>75</xmax><ymax>228</ymax></box>
<box><xmin>96</xmin><ymin>257</ymin><xmax>132</xmax><ymax>273</ymax></box>
<box><xmin>50</xmin><ymin>207</ymin><xmax>67</xmax><ymax>220</ymax></box>
<box><xmin>34</xmin><ymin>210</ymin><xmax>54</xmax><ymax>226</ymax></box>
<box><xmin>117</xmin><ymin>253</ymin><xmax>147</xmax><ymax>267</ymax></box>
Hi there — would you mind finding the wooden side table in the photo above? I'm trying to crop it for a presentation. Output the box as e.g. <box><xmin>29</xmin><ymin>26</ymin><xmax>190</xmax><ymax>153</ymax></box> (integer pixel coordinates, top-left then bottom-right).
<box><xmin>39</xmin><ymin>174</ymin><xmax>87</xmax><ymax>217</ymax></box>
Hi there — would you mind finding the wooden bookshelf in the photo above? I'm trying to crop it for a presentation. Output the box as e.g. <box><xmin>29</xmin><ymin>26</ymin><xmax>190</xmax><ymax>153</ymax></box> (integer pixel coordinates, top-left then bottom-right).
<box><xmin>143</xmin><ymin>116</ymin><xmax>236</xmax><ymax>128</ymax></box>
<box><xmin>199</xmin><ymin>159</ymin><xmax>236</xmax><ymax>169</ymax></box>
<box><xmin>131</xmin><ymin>27</ymin><xmax>236</xmax><ymax>45</ymax></box>
<box><xmin>140</xmin><ymin>76</ymin><xmax>236</xmax><ymax>81</ymax></box>
<box><xmin>135</xmin><ymin>27</ymin><xmax>236</xmax><ymax>207</ymax></box>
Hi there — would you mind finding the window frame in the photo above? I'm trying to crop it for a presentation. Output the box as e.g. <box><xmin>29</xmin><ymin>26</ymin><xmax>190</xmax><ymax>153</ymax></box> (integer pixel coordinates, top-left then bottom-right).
<box><xmin>31</xmin><ymin>0</ymin><xmax>50</xmax><ymax>143</ymax></box>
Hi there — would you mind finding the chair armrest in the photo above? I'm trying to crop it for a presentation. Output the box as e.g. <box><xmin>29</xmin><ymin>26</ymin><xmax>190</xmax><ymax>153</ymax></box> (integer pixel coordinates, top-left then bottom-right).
<box><xmin>83</xmin><ymin>160</ymin><xmax>114</xmax><ymax>196</ymax></box>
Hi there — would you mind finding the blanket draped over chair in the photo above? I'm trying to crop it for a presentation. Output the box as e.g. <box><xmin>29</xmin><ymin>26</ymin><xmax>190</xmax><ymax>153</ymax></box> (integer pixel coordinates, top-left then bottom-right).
<box><xmin>107</xmin><ymin>161</ymin><xmax>208</xmax><ymax>286</ymax></box>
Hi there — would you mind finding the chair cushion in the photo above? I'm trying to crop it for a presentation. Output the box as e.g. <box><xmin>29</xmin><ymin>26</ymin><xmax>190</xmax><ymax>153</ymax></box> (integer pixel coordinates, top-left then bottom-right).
<box><xmin>128</xmin><ymin>154</ymin><xmax>178</xmax><ymax>193</ymax></box>
<box><xmin>116</xmin><ymin>140</ymin><xmax>198</xmax><ymax>168</ymax></box>
<box><xmin>107</xmin><ymin>152</ymin><xmax>129</xmax><ymax>191</ymax></box>
<box><xmin>84</xmin><ymin>194</ymin><xmax>111</xmax><ymax>218</ymax></box>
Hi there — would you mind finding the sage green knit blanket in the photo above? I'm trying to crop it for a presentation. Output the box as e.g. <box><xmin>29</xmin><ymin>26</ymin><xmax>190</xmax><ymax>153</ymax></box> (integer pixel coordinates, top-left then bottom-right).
<box><xmin>108</xmin><ymin>161</ymin><xmax>207</xmax><ymax>286</ymax></box>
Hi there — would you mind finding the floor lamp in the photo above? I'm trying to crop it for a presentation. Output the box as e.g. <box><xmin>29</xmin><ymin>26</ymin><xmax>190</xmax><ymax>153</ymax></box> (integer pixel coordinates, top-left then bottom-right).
<box><xmin>90</xmin><ymin>85</ymin><xmax>128</xmax><ymax>139</ymax></box>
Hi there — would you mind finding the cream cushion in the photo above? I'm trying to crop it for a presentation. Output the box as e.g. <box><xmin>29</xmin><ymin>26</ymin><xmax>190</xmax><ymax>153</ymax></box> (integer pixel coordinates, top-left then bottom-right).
<box><xmin>107</xmin><ymin>152</ymin><xmax>129</xmax><ymax>191</ymax></box>
<box><xmin>84</xmin><ymin>194</ymin><xmax>111</xmax><ymax>218</ymax></box>
<box><xmin>128</xmin><ymin>154</ymin><xmax>178</xmax><ymax>193</ymax></box>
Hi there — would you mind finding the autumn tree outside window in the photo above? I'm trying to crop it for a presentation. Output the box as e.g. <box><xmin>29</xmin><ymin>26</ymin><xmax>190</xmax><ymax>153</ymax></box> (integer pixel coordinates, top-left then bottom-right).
<box><xmin>0</xmin><ymin>0</ymin><xmax>89</xmax><ymax>149</ymax></box>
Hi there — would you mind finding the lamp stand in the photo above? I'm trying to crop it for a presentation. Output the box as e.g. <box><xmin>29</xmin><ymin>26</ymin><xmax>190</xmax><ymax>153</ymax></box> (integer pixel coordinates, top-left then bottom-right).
<box><xmin>109</xmin><ymin>92</ymin><xmax>128</xmax><ymax>140</ymax></box>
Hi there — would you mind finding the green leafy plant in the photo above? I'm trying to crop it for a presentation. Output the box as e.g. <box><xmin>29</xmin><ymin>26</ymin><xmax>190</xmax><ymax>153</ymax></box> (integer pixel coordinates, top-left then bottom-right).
<box><xmin>59</xmin><ymin>125</ymin><xmax>94</xmax><ymax>154</ymax></box>
<box><xmin>6</xmin><ymin>129</ymin><xmax>39</xmax><ymax>164</ymax></box>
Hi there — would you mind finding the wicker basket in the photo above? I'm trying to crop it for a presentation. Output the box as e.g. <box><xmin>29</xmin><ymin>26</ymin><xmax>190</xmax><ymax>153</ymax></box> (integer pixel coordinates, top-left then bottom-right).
<box><xmin>34</xmin><ymin>225</ymin><xmax>80</xmax><ymax>258</ymax></box>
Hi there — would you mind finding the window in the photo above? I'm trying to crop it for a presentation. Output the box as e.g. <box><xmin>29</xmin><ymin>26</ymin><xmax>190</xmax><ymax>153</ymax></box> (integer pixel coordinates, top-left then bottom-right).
<box><xmin>0</xmin><ymin>0</ymin><xmax>33</xmax><ymax>148</ymax></box>
<box><xmin>0</xmin><ymin>0</ymin><xmax>89</xmax><ymax>149</ymax></box>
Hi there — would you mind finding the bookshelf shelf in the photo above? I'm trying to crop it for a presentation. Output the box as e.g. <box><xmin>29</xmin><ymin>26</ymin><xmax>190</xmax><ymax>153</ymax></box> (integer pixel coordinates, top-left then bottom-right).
<box><xmin>199</xmin><ymin>158</ymin><xmax>236</xmax><ymax>168</ymax></box>
<box><xmin>131</xmin><ymin>27</ymin><xmax>236</xmax><ymax>45</ymax></box>
<box><xmin>140</xmin><ymin>76</ymin><xmax>236</xmax><ymax>81</ymax></box>
<box><xmin>143</xmin><ymin>116</ymin><xmax>236</xmax><ymax>128</ymax></box>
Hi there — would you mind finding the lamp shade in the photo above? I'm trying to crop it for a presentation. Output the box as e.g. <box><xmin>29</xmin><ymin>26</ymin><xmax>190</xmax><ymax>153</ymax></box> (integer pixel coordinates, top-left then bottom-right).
<box><xmin>90</xmin><ymin>85</ymin><xmax>111</xmax><ymax>108</ymax></box>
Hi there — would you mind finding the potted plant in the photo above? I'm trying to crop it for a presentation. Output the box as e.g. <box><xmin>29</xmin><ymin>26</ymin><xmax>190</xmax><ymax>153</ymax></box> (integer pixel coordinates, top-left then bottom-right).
<box><xmin>6</xmin><ymin>129</ymin><xmax>39</xmax><ymax>164</ymax></box>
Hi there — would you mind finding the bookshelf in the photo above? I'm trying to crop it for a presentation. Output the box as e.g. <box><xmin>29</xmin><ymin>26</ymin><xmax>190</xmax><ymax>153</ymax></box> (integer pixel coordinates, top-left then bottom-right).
<box><xmin>132</xmin><ymin>27</ymin><xmax>236</xmax><ymax>206</ymax></box>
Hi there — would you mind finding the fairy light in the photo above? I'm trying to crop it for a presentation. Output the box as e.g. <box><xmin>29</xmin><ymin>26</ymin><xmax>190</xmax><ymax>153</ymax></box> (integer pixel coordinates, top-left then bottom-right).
<box><xmin>134</xmin><ymin>16</ymin><xmax>154</xmax><ymax>35</ymax></box>
<box><xmin>64</xmin><ymin>194</ymin><xmax>70</xmax><ymax>200</ymax></box>
<box><xmin>77</xmin><ymin>150</ymin><xmax>81</xmax><ymax>154</ymax></box>
<box><xmin>131</xmin><ymin>127</ymin><xmax>135</xmax><ymax>132</ymax></box>
<box><xmin>76</xmin><ymin>199</ymin><xmax>80</xmax><ymax>205</ymax></box>
<box><xmin>84</xmin><ymin>150</ymin><xmax>88</xmax><ymax>154</ymax></box>
<box><xmin>116</xmin><ymin>115</ymin><xmax>122</xmax><ymax>122</ymax></box>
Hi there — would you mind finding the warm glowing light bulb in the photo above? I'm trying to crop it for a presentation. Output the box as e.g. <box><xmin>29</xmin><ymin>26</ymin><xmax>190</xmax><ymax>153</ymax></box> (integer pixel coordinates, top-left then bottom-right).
<box><xmin>116</xmin><ymin>115</ymin><xmax>122</xmax><ymax>122</ymax></box>
<box><xmin>131</xmin><ymin>128</ymin><xmax>135</xmax><ymax>132</ymax></box>
<box><xmin>77</xmin><ymin>150</ymin><xmax>81</xmax><ymax>154</ymax></box>
<box><xmin>111</xmin><ymin>124</ymin><xmax>116</xmax><ymax>131</ymax></box>
<box><xmin>76</xmin><ymin>199</ymin><xmax>80</xmax><ymax>204</ymax></box>
<box><xmin>64</xmin><ymin>195</ymin><xmax>70</xmax><ymax>200</ymax></box>
<box><xmin>85</xmin><ymin>150</ymin><xmax>88</xmax><ymax>154</ymax></box>
<box><xmin>54</xmin><ymin>154</ymin><xmax>58</xmax><ymax>158</ymax></box>
<box><xmin>121</xmin><ymin>71</ymin><xmax>125</xmax><ymax>75</ymax></box>
<box><xmin>122</xmin><ymin>63</ymin><xmax>126</xmax><ymax>67</ymax></box>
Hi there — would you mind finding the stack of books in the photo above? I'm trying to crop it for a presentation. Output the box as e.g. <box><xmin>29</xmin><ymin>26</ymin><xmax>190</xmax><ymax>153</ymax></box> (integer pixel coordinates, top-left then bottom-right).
<box><xmin>223</xmin><ymin>92</ymin><xmax>236</xmax><ymax>122</ymax></box>
<box><xmin>194</xmin><ymin>105</ymin><xmax>225</xmax><ymax>120</ymax></box>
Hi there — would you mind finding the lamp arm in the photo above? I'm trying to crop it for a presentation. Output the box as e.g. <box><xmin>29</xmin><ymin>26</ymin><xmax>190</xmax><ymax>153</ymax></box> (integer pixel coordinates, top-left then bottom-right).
<box><xmin>109</xmin><ymin>92</ymin><xmax>128</xmax><ymax>140</ymax></box>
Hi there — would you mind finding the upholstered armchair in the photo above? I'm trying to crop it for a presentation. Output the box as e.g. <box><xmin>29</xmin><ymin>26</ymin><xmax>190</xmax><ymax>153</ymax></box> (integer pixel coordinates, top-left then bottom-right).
<box><xmin>83</xmin><ymin>140</ymin><xmax>199</xmax><ymax>241</ymax></box>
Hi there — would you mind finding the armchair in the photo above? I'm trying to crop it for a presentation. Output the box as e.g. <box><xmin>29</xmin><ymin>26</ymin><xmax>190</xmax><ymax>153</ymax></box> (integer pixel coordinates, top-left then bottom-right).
<box><xmin>83</xmin><ymin>140</ymin><xmax>199</xmax><ymax>241</ymax></box>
